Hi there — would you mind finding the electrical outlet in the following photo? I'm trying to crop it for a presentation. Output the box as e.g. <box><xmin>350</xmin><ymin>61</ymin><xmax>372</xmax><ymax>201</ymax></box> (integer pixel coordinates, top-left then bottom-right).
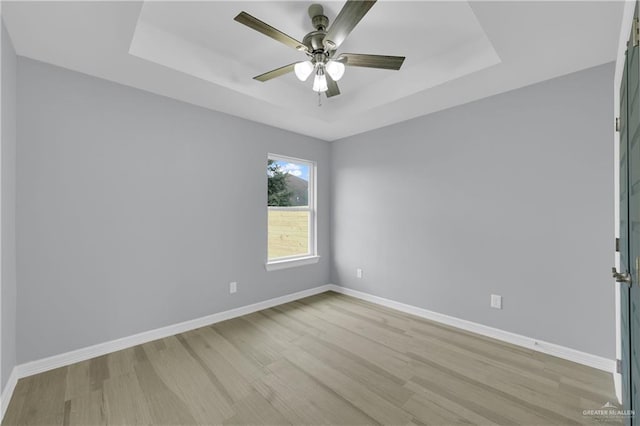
<box><xmin>356</xmin><ymin>268</ymin><xmax>363</xmax><ymax>279</ymax></box>
<box><xmin>491</xmin><ymin>294</ymin><xmax>502</xmax><ymax>309</ymax></box>
<box><xmin>230</xmin><ymin>282</ymin><xmax>237</xmax><ymax>294</ymax></box>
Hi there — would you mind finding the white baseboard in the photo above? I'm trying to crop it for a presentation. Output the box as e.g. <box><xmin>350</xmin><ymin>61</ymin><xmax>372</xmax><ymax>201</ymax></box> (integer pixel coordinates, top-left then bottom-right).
<box><xmin>328</xmin><ymin>285</ymin><xmax>616</xmax><ymax>373</ymax></box>
<box><xmin>15</xmin><ymin>284</ymin><xmax>333</xmax><ymax>379</ymax></box>
<box><xmin>1</xmin><ymin>367</ymin><xmax>18</xmax><ymax>420</ymax></box>
<box><xmin>0</xmin><ymin>282</ymin><xmax>616</xmax><ymax>424</ymax></box>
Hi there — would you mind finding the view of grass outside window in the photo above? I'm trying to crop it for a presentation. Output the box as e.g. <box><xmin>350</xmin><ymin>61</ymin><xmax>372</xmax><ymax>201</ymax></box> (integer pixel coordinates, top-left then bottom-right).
<box><xmin>267</xmin><ymin>155</ymin><xmax>314</xmax><ymax>261</ymax></box>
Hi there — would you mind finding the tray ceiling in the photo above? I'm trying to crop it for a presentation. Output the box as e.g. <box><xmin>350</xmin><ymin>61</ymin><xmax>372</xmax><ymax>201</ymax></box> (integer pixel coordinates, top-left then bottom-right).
<box><xmin>3</xmin><ymin>1</ymin><xmax>624</xmax><ymax>141</ymax></box>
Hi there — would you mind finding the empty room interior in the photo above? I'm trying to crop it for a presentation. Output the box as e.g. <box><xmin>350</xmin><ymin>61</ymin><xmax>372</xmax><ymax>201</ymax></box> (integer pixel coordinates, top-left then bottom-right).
<box><xmin>0</xmin><ymin>0</ymin><xmax>637</xmax><ymax>424</ymax></box>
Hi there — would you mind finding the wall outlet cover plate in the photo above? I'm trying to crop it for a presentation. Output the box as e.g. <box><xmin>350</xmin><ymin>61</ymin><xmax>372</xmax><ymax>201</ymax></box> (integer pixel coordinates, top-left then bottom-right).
<box><xmin>491</xmin><ymin>294</ymin><xmax>502</xmax><ymax>309</ymax></box>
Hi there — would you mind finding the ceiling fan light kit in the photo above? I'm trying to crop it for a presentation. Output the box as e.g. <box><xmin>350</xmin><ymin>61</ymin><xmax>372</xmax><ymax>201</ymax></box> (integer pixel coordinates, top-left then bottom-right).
<box><xmin>312</xmin><ymin>69</ymin><xmax>329</xmax><ymax>93</ymax></box>
<box><xmin>294</xmin><ymin>61</ymin><xmax>314</xmax><ymax>81</ymax></box>
<box><xmin>325</xmin><ymin>60</ymin><xmax>345</xmax><ymax>81</ymax></box>
<box><xmin>234</xmin><ymin>0</ymin><xmax>406</xmax><ymax>99</ymax></box>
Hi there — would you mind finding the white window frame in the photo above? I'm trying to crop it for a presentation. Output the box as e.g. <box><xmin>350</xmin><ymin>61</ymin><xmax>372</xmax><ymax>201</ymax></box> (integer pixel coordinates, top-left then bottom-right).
<box><xmin>266</xmin><ymin>154</ymin><xmax>319</xmax><ymax>271</ymax></box>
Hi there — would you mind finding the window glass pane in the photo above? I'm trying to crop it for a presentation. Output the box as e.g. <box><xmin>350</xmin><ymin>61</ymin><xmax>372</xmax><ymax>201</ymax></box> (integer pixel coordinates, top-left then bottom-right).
<box><xmin>267</xmin><ymin>156</ymin><xmax>313</xmax><ymax>261</ymax></box>
<box><xmin>267</xmin><ymin>159</ymin><xmax>310</xmax><ymax>207</ymax></box>
<box><xmin>268</xmin><ymin>210</ymin><xmax>309</xmax><ymax>259</ymax></box>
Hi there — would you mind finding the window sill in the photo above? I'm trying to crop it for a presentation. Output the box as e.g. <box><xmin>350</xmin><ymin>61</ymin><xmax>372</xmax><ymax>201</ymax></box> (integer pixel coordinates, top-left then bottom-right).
<box><xmin>265</xmin><ymin>255</ymin><xmax>321</xmax><ymax>271</ymax></box>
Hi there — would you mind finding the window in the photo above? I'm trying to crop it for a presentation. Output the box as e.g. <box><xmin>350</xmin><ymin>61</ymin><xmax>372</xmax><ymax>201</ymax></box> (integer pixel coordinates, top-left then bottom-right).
<box><xmin>266</xmin><ymin>154</ymin><xmax>318</xmax><ymax>270</ymax></box>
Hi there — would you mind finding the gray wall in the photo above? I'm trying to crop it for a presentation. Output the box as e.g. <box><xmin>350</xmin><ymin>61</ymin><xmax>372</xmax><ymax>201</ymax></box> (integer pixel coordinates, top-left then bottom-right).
<box><xmin>2</xmin><ymin>20</ymin><xmax>17</xmax><ymax>389</ymax></box>
<box><xmin>13</xmin><ymin>56</ymin><xmax>616</xmax><ymax>363</ymax></box>
<box><xmin>331</xmin><ymin>63</ymin><xmax>615</xmax><ymax>359</ymax></box>
<box><xmin>16</xmin><ymin>58</ymin><xmax>330</xmax><ymax>363</ymax></box>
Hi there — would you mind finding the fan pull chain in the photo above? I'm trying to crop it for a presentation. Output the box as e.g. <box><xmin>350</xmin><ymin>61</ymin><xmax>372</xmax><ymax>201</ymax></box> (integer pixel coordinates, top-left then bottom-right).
<box><xmin>318</xmin><ymin>92</ymin><xmax>322</xmax><ymax>107</ymax></box>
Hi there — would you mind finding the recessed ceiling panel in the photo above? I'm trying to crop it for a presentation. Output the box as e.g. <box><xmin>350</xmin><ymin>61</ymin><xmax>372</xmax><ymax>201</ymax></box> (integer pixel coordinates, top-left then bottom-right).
<box><xmin>129</xmin><ymin>1</ymin><xmax>501</xmax><ymax>120</ymax></box>
<box><xmin>3</xmin><ymin>1</ymin><xmax>623</xmax><ymax>141</ymax></box>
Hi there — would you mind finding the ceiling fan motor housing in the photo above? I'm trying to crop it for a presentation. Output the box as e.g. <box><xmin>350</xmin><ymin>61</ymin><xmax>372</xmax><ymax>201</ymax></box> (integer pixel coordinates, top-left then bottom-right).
<box><xmin>303</xmin><ymin>30</ymin><xmax>328</xmax><ymax>53</ymax></box>
<box><xmin>304</xmin><ymin>4</ymin><xmax>330</xmax><ymax>54</ymax></box>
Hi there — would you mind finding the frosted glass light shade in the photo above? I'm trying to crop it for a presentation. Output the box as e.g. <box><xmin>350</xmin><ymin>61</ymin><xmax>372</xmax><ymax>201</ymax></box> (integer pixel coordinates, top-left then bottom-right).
<box><xmin>325</xmin><ymin>60</ymin><xmax>345</xmax><ymax>81</ymax></box>
<box><xmin>294</xmin><ymin>61</ymin><xmax>314</xmax><ymax>81</ymax></box>
<box><xmin>312</xmin><ymin>73</ymin><xmax>328</xmax><ymax>92</ymax></box>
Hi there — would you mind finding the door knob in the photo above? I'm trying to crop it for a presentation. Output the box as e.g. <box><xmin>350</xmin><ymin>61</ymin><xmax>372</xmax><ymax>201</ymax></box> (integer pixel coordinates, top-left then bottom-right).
<box><xmin>613</xmin><ymin>267</ymin><xmax>632</xmax><ymax>284</ymax></box>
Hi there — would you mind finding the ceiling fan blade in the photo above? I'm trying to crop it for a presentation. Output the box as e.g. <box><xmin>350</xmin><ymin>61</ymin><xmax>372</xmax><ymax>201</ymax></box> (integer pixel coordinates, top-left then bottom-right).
<box><xmin>324</xmin><ymin>0</ymin><xmax>376</xmax><ymax>50</ymax></box>
<box><xmin>325</xmin><ymin>74</ymin><xmax>341</xmax><ymax>98</ymax></box>
<box><xmin>254</xmin><ymin>63</ymin><xmax>297</xmax><ymax>82</ymax></box>
<box><xmin>235</xmin><ymin>12</ymin><xmax>308</xmax><ymax>53</ymax></box>
<box><xmin>337</xmin><ymin>53</ymin><xmax>405</xmax><ymax>70</ymax></box>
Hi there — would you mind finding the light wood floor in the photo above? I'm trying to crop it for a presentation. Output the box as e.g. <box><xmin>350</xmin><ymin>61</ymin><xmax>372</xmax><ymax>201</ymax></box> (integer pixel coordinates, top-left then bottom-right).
<box><xmin>3</xmin><ymin>291</ymin><xmax>618</xmax><ymax>425</ymax></box>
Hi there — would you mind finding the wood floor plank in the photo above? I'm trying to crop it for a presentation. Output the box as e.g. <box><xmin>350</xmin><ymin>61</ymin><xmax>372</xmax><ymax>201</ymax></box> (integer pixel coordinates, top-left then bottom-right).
<box><xmin>3</xmin><ymin>378</ymin><xmax>33</xmax><ymax>426</ymax></box>
<box><xmin>141</xmin><ymin>336</ymin><xmax>233</xmax><ymax>423</ymax></box>
<box><xmin>404</xmin><ymin>332</ymin><xmax>586</xmax><ymax>415</ymax></box>
<box><xmin>212</xmin><ymin>318</ymin><xmax>286</xmax><ymax>367</ymax></box>
<box><xmin>409</xmin><ymin>372</ymin><xmax>531</xmax><ymax>425</ymax></box>
<box><xmin>292</xmin><ymin>299</ymin><xmax>410</xmax><ymax>352</ymax></box>
<box><xmin>102</xmin><ymin>371</ymin><xmax>152</xmax><ymax>425</ymax></box>
<box><xmin>402</xmin><ymin>392</ymin><xmax>475</xmax><ymax>425</ymax></box>
<box><xmin>15</xmin><ymin>367</ymin><xmax>68</xmax><ymax>426</ymax></box>
<box><xmin>88</xmin><ymin>356</ymin><xmax>109</xmax><ymax>392</ymax></box>
<box><xmin>260</xmin><ymin>305</ymin><xmax>323</xmax><ymax>338</ymax></box>
<box><xmin>2</xmin><ymin>292</ymin><xmax>619</xmax><ymax>426</ymax></box>
<box><xmin>296</xmin><ymin>335</ymin><xmax>413</xmax><ymax>407</ymax></box>
<box><xmin>407</xmin><ymin>324</ymin><xmax>546</xmax><ymax>376</ymax></box>
<box><xmin>301</xmin><ymin>294</ymin><xmax>410</xmax><ymax>335</ymax></box>
<box><xmin>275</xmin><ymin>302</ymin><xmax>414</xmax><ymax>381</ymax></box>
<box><xmin>408</xmin><ymin>357</ymin><xmax>578</xmax><ymax>425</ymax></box>
<box><xmin>313</xmin><ymin>293</ymin><xmax>412</xmax><ymax>332</ymax></box>
<box><xmin>406</xmin><ymin>327</ymin><xmax>557</xmax><ymax>389</ymax></box>
<box><xmin>105</xmin><ymin>347</ymin><xmax>137</xmax><ymax>379</ymax></box>
<box><xmin>133</xmin><ymin>360</ymin><xmax>197</xmax><ymax>425</ymax></box>
<box><xmin>251</xmin><ymin>374</ymin><xmax>335</xmax><ymax>425</ymax></box>
<box><xmin>403</xmin><ymin>380</ymin><xmax>500</xmax><ymax>425</ymax></box>
<box><xmin>283</xmin><ymin>347</ymin><xmax>414</xmax><ymax>425</ymax></box>
<box><xmin>177</xmin><ymin>331</ymin><xmax>253</xmax><ymax>403</ymax></box>
<box><xmin>64</xmin><ymin>361</ymin><xmax>91</xmax><ymax>402</ymax></box>
<box><xmin>223</xmin><ymin>391</ymin><xmax>291</xmax><ymax>426</ymax></box>
<box><xmin>194</xmin><ymin>326</ymin><xmax>266</xmax><ymax>383</ymax></box>
<box><xmin>242</xmin><ymin>311</ymin><xmax>302</xmax><ymax>344</ymax></box>
<box><xmin>65</xmin><ymin>390</ymin><xmax>105</xmax><ymax>426</ymax></box>
<box><xmin>261</xmin><ymin>358</ymin><xmax>379</xmax><ymax>425</ymax></box>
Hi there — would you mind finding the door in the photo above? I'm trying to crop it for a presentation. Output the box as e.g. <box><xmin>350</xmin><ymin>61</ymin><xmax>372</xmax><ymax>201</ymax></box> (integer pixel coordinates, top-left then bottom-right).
<box><xmin>620</xmin><ymin>3</ymin><xmax>640</xmax><ymax>420</ymax></box>
<box><xmin>629</xmin><ymin>4</ymin><xmax>640</xmax><ymax>413</ymax></box>
<box><xmin>621</xmin><ymin>28</ymin><xmax>631</xmax><ymax>413</ymax></box>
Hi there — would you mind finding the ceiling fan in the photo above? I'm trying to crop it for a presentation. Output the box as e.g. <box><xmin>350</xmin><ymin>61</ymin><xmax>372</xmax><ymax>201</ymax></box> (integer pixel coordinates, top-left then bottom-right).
<box><xmin>234</xmin><ymin>0</ymin><xmax>405</xmax><ymax>98</ymax></box>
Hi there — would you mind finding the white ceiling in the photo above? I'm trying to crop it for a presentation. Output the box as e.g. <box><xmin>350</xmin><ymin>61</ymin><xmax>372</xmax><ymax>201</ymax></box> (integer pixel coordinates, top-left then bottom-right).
<box><xmin>3</xmin><ymin>1</ymin><xmax>624</xmax><ymax>141</ymax></box>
